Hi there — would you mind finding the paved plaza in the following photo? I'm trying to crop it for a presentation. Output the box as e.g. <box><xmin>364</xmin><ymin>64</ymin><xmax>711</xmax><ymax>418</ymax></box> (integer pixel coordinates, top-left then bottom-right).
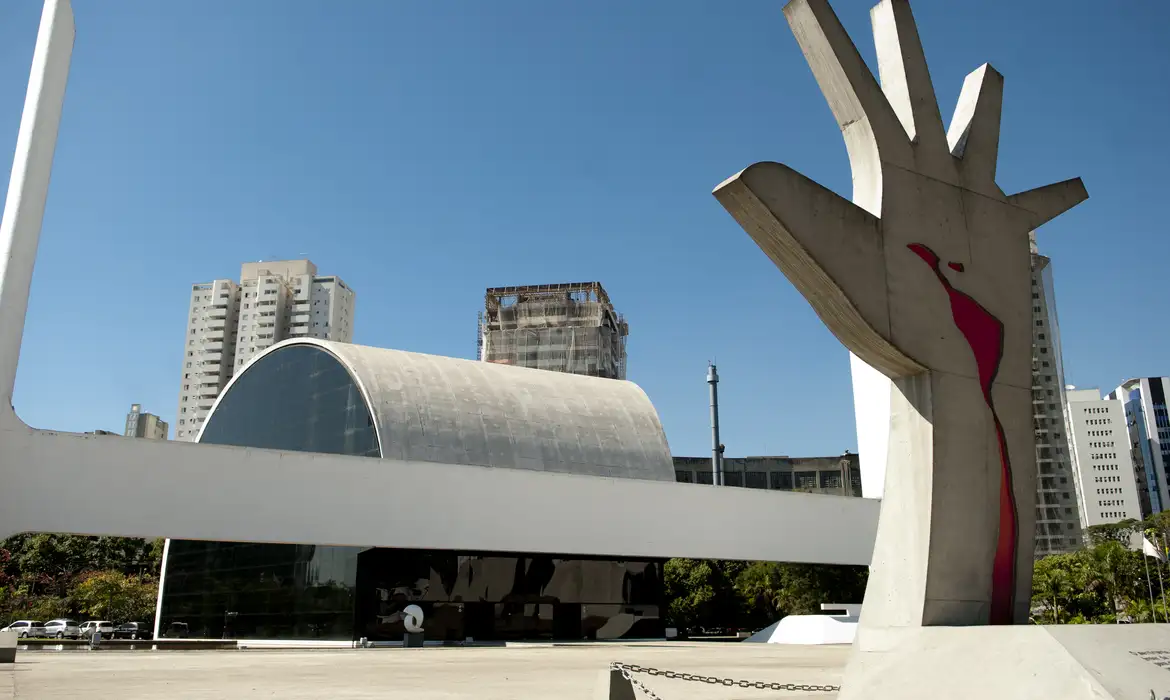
<box><xmin>0</xmin><ymin>643</ymin><xmax>848</xmax><ymax>699</ymax></box>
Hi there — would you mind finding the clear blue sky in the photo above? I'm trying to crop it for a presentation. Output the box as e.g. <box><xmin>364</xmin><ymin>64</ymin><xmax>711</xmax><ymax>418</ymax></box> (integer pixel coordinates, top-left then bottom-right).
<box><xmin>1</xmin><ymin>0</ymin><xmax>1166</xmax><ymax>458</ymax></box>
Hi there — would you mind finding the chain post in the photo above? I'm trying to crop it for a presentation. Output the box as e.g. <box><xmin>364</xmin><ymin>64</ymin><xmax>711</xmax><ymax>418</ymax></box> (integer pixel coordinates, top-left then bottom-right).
<box><xmin>610</xmin><ymin>661</ymin><xmax>840</xmax><ymax>697</ymax></box>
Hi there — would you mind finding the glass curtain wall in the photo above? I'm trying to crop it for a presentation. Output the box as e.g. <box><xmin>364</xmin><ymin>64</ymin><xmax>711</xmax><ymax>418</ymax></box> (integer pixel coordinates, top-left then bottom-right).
<box><xmin>160</xmin><ymin>345</ymin><xmax>379</xmax><ymax>640</ymax></box>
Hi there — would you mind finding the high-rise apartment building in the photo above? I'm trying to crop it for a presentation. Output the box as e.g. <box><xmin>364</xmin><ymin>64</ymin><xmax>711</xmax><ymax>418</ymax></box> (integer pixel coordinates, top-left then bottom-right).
<box><xmin>1030</xmin><ymin>239</ymin><xmax>1084</xmax><ymax>556</ymax></box>
<box><xmin>124</xmin><ymin>403</ymin><xmax>168</xmax><ymax>439</ymax></box>
<box><xmin>478</xmin><ymin>282</ymin><xmax>628</xmax><ymax>379</ymax></box>
<box><xmin>1107</xmin><ymin>377</ymin><xmax>1170</xmax><ymax>517</ymax></box>
<box><xmin>1065</xmin><ymin>388</ymin><xmax>1142</xmax><ymax>526</ymax></box>
<box><xmin>175</xmin><ymin>260</ymin><xmax>356</xmax><ymax>441</ymax></box>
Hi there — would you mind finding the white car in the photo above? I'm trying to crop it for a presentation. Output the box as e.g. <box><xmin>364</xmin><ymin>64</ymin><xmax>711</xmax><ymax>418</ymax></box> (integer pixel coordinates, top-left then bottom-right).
<box><xmin>79</xmin><ymin>621</ymin><xmax>114</xmax><ymax>639</ymax></box>
<box><xmin>43</xmin><ymin>619</ymin><xmax>80</xmax><ymax>639</ymax></box>
<box><xmin>0</xmin><ymin>620</ymin><xmax>45</xmax><ymax>638</ymax></box>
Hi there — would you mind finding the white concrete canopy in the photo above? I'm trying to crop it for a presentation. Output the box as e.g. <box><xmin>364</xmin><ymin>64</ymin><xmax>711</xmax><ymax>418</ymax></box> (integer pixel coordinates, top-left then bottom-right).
<box><xmin>0</xmin><ymin>0</ymin><xmax>879</xmax><ymax>568</ymax></box>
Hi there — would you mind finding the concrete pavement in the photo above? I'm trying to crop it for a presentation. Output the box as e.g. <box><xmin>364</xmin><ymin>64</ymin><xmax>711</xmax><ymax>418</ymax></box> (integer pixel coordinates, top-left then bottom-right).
<box><xmin>2</xmin><ymin>643</ymin><xmax>848</xmax><ymax>699</ymax></box>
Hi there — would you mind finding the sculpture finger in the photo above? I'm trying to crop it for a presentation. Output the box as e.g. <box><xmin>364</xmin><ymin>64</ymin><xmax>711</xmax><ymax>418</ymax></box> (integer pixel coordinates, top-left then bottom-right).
<box><xmin>784</xmin><ymin>0</ymin><xmax>912</xmax><ymax>170</ymax></box>
<box><xmin>947</xmin><ymin>64</ymin><xmax>1004</xmax><ymax>195</ymax></box>
<box><xmin>1007</xmin><ymin>178</ymin><xmax>1089</xmax><ymax>229</ymax></box>
<box><xmin>870</xmin><ymin>1</ymin><xmax>950</xmax><ymax>164</ymax></box>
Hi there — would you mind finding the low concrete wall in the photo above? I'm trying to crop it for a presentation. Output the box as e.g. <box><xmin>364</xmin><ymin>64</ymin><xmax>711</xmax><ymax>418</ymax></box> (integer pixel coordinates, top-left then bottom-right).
<box><xmin>0</xmin><ymin>630</ymin><xmax>15</xmax><ymax>663</ymax></box>
<box><xmin>17</xmin><ymin>639</ymin><xmax>236</xmax><ymax>651</ymax></box>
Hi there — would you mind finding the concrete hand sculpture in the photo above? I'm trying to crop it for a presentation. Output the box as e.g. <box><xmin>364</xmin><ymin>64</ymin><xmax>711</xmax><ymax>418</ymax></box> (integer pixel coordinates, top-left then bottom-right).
<box><xmin>714</xmin><ymin>0</ymin><xmax>1087</xmax><ymax>626</ymax></box>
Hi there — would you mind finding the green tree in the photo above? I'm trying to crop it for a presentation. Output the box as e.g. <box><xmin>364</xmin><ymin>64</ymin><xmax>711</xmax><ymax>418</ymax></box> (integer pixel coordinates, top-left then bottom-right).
<box><xmin>1085</xmin><ymin>519</ymin><xmax>1140</xmax><ymax>547</ymax></box>
<box><xmin>72</xmin><ymin>571</ymin><xmax>158</xmax><ymax>623</ymax></box>
<box><xmin>1031</xmin><ymin>554</ymin><xmax>1073</xmax><ymax>622</ymax></box>
<box><xmin>663</xmin><ymin>559</ymin><xmax>724</xmax><ymax>633</ymax></box>
<box><xmin>733</xmin><ymin>562</ymin><xmax>784</xmax><ymax>630</ymax></box>
<box><xmin>770</xmin><ymin>563</ymin><xmax>868</xmax><ymax>617</ymax></box>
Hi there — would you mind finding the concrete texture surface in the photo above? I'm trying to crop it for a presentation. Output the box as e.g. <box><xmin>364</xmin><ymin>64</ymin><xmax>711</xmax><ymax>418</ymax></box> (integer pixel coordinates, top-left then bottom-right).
<box><xmin>0</xmin><ymin>644</ymin><xmax>849</xmax><ymax>699</ymax></box>
<box><xmin>205</xmin><ymin>338</ymin><xmax>677</xmax><ymax>482</ymax></box>
<box><xmin>838</xmin><ymin>624</ymin><xmax>1170</xmax><ymax>700</ymax></box>
<box><xmin>714</xmin><ymin>0</ymin><xmax>1087</xmax><ymax>630</ymax></box>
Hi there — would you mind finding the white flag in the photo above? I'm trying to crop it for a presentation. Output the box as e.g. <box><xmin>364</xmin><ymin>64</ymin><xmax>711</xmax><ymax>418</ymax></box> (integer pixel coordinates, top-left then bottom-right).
<box><xmin>1143</xmin><ymin>536</ymin><xmax>1165</xmax><ymax>561</ymax></box>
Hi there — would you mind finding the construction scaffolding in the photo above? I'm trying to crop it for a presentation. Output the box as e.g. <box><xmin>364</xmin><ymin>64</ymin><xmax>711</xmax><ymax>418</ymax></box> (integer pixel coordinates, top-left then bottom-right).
<box><xmin>478</xmin><ymin>282</ymin><xmax>629</xmax><ymax>380</ymax></box>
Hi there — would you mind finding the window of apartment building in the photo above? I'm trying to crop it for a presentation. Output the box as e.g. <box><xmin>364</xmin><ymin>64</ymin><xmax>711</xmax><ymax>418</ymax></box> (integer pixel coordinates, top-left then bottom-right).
<box><xmin>185</xmin><ymin>362</ymin><xmax>192</xmax><ymax>368</ymax></box>
<box><xmin>1032</xmin><ymin>293</ymin><xmax>1039</xmax><ymax>299</ymax></box>
<box><xmin>1036</xmin><ymin>321</ymin><xmax>1043</xmax><ymax>326</ymax></box>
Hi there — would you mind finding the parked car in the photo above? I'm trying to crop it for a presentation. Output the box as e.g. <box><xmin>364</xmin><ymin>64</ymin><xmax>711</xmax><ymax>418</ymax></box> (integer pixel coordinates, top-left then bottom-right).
<box><xmin>161</xmin><ymin>621</ymin><xmax>188</xmax><ymax>639</ymax></box>
<box><xmin>113</xmin><ymin>622</ymin><xmax>152</xmax><ymax>640</ymax></box>
<box><xmin>79</xmin><ymin>621</ymin><xmax>114</xmax><ymax>639</ymax></box>
<box><xmin>43</xmin><ymin>619</ymin><xmax>80</xmax><ymax>639</ymax></box>
<box><xmin>0</xmin><ymin>620</ymin><xmax>45</xmax><ymax>638</ymax></box>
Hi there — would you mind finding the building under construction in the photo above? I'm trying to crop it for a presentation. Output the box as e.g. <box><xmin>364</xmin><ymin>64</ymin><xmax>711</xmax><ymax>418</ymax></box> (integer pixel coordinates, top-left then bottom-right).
<box><xmin>478</xmin><ymin>282</ymin><xmax>629</xmax><ymax>380</ymax></box>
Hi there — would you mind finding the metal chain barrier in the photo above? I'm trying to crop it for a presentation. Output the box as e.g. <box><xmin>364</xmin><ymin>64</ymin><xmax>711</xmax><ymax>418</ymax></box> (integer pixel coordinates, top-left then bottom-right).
<box><xmin>611</xmin><ymin>662</ymin><xmax>840</xmax><ymax>697</ymax></box>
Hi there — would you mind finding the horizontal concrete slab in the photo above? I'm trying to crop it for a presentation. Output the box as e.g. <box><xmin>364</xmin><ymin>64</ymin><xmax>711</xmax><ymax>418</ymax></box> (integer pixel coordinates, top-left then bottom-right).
<box><xmin>0</xmin><ymin>410</ymin><xmax>879</xmax><ymax>565</ymax></box>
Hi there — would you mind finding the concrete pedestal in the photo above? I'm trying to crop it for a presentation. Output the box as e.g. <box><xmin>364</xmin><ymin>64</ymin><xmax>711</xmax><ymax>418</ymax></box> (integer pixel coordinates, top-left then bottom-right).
<box><xmin>403</xmin><ymin>632</ymin><xmax>424</xmax><ymax>648</ymax></box>
<box><xmin>0</xmin><ymin>631</ymin><xmax>15</xmax><ymax>664</ymax></box>
<box><xmin>839</xmin><ymin>624</ymin><xmax>1170</xmax><ymax>699</ymax></box>
<box><xmin>593</xmin><ymin>669</ymin><xmax>636</xmax><ymax>700</ymax></box>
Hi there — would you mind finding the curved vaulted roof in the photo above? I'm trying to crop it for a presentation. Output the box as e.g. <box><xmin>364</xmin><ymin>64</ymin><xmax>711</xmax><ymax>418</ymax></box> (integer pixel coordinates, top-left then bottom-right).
<box><xmin>198</xmin><ymin>338</ymin><xmax>675</xmax><ymax>482</ymax></box>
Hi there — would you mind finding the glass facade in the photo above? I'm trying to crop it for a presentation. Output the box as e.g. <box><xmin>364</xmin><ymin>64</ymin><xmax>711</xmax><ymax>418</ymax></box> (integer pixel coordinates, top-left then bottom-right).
<box><xmin>196</xmin><ymin>344</ymin><xmax>380</xmax><ymax>457</ymax></box>
<box><xmin>354</xmin><ymin>550</ymin><xmax>663</xmax><ymax>642</ymax></box>
<box><xmin>159</xmin><ymin>344</ymin><xmax>663</xmax><ymax>642</ymax></box>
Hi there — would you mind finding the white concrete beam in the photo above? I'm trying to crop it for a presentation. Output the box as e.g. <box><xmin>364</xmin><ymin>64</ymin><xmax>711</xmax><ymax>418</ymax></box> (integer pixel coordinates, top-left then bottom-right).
<box><xmin>0</xmin><ymin>411</ymin><xmax>879</xmax><ymax>565</ymax></box>
<box><xmin>0</xmin><ymin>0</ymin><xmax>73</xmax><ymax>402</ymax></box>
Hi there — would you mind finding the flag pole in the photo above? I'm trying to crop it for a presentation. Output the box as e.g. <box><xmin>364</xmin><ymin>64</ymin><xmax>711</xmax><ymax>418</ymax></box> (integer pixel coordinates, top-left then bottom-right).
<box><xmin>1160</xmin><ymin>534</ymin><xmax>1169</xmax><ymax>622</ymax></box>
<box><xmin>1144</xmin><ymin>548</ymin><xmax>1157</xmax><ymax>622</ymax></box>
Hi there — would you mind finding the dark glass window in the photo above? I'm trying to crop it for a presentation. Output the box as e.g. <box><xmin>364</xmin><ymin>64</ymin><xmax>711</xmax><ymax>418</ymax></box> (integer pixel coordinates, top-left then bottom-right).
<box><xmin>352</xmin><ymin>550</ymin><xmax>663</xmax><ymax>642</ymax></box>
<box><xmin>675</xmin><ymin>470</ymin><xmax>694</xmax><ymax>483</ymax></box>
<box><xmin>770</xmin><ymin>472</ymin><xmax>793</xmax><ymax>490</ymax></box>
<box><xmin>744</xmin><ymin>471</ymin><xmax>768</xmax><ymax>489</ymax></box>
<box><xmin>198</xmin><ymin>345</ymin><xmax>380</xmax><ymax>457</ymax></box>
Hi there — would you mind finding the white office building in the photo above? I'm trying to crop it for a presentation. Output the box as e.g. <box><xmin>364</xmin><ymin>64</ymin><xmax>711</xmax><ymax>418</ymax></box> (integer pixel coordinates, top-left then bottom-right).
<box><xmin>1107</xmin><ymin>377</ymin><xmax>1170</xmax><ymax>517</ymax></box>
<box><xmin>174</xmin><ymin>260</ymin><xmax>356</xmax><ymax>441</ymax></box>
<box><xmin>1065</xmin><ymin>388</ymin><xmax>1143</xmax><ymax>526</ymax></box>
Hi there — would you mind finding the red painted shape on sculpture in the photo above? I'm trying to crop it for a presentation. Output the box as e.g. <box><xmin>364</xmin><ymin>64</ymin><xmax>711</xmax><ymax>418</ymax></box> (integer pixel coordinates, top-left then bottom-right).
<box><xmin>907</xmin><ymin>243</ymin><xmax>1018</xmax><ymax>625</ymax></box>
<box><xmin>948</xmin><ymin>262</ymin><xmax>965</xmax><ymax>272</ymax></box>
